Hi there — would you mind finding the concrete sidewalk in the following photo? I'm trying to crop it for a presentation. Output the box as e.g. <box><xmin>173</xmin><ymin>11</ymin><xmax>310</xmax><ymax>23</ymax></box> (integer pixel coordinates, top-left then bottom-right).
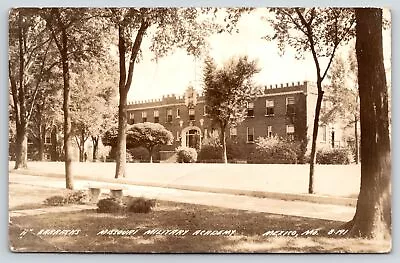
<box><xmin>9</xmin><ymin>162</ymin><xmax>359</xmax><ymax>207</ymax></box>
<box><xmin>9</xmin><ymin>173</ymin><xmax>355</xmax><ymax>222</ymax></box>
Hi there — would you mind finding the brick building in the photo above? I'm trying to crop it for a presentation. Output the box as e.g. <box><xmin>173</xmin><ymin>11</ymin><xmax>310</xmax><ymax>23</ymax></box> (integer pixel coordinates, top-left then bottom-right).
<box><xmin>126</xmin><ymin>81</ymin><xmax>337</xmax><ymax>158</ymax></box>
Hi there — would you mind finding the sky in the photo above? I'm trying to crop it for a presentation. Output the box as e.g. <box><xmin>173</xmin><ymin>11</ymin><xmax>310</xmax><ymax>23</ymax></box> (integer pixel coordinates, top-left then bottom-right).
<box><xmin>126</xmin><ymin>8</ymin><xmax>391</xmax><ymax>102</ymax></box>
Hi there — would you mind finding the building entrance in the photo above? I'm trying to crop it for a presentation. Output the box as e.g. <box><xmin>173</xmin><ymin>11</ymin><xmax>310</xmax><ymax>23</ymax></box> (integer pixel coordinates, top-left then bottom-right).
<box><xmin>181</xmin><ymin>126</ymin><xmax>201</xmax><ymax>150</ymax></box>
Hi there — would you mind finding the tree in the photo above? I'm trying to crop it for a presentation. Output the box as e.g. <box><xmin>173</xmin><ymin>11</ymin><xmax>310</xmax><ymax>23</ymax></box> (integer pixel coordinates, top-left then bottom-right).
<box><xmin>126</xmin><ymin>123</ymin><xmax>173</xmax><ymax>163</ymax></box>
<box><xmin>42</xmin><ymin>8</ymin><xmax>106</xmax><ymax>189</ymax></box>
<box><xmin>269</xmin><ymin>8</ymin><xmax>355</xmax><ymax>193</ymax></box>
<box><xmin>9</xmin><ymin>9</ymin><xmax>54</xmax><ymax>168</ymax></box>
<box><xmin>203</xmin><ymin>56</ymin><xmax>260</xmax><ymax>163</ymax></box>
<box><xmin>346</xmin><ymin>8</ymin><xmax>391</xmax><ymax>241</ymax></box>
<box><xmin>70</xmin><ymin>60</ymin><xmax>118</xmax><ymax>162</ymax></box>
<box><xmin>108</xmin><ymin>8</ymin><xmax>216</xmax><ymax>178</ymax></box>
<box><xmin>321</xmin><ymin>52</ymin><xmax>360</xmax><ymax>162</ymax></box>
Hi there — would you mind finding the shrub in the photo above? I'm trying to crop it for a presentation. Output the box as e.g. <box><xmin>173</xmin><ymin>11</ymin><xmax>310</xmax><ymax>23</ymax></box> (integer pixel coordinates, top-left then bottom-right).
<box><xmin>127</xmin><ymin>197</ymin><xmax>156</xmax><ymax>213</ymax></box>
<box><xmin>65</xmin><ymin>190</ymin><xmax>89</xmax><ymax>204</ymax></box>
<box><xmin>176</xmin><ymin>146</ymin><xmax>197</xmax><ymax>163</ymax></box>
<box><xmin>248</xmin><ymin>136</ymin><xmax>299</xmax><ymax>164</ymax></box>
<box><xmin>197</xmin><ymin>144</ymin><xmax>222</xmax><ymax>161</ymax></box>
<box><xmin>97</xmin><ymin>197</ymin><xmax>124</xmax><ymax>213</ymax></box>
<box><xmin>44</xmin><ymin>191</ymin><xmax>89</xmax><ymax>206</ymax></box>
<box><xmin>316</xmin><ymin>148</ymin><xmax>354</xmax><ymax>164</ymax></box>
<box><xmin>44</xmin><ymin>195</ymin><xmax>66</xmax><ymax>206</ymax></box>
<box><xmin>128</xmin><ymin>147</ymin><xmax>150</xmax><ymax>162</ymax></box>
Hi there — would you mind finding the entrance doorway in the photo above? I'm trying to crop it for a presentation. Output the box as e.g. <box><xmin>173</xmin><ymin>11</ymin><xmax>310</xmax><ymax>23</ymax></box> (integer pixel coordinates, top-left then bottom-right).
<box><xmin>181</xmin><ymin>126</ymin><xmax>202</xmax><ymax>150</ymax></box>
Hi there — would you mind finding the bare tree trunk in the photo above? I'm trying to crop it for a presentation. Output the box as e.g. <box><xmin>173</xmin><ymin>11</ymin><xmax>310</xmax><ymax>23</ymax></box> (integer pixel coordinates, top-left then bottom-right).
<box><xmin>115</xmin><ymin>21</ymin><xmax>148</xmax><ymax>178</ymax></box>
<box><xmin>220</xmin><ymin>126</ymin><xmax>228</xmax><ymax>163</ymax></box>
<box><xmin>308</xmin><ymin>89</ymin><xmax>323</xmax><ymax>194</ymax></box>
<box><xmin>38</xmin><ymin>123</ymin><xmax>46</xmax><ymax>161</ymax></box>
<box><xmin>149</xmin><ymin>147</ymin><xmax>153</xmax><ymax>163</ymax></box>
<box><xmin>13</xmin><ymin>13</ymin><xmax>28</xmax><ymax>169</ymax></box>
<box><xmin>115</xmin><ymin>25</ymin><xmax>128</xmax><ymax>178</ymax></box>
<box><xmin>92</xmin><ymin>135</ymin><xmax>99</xmax><ymax>161</ymax></box>
<box><xmin>14</xmin><ymin>125</ymin><xmax>28</xmax><ymax>169</ymax></box>
<box><xmin>354</xmin><ymin>114</ymin><xmax>359</xmax><ymax>164</ymax></box>
<box><xmin>60</xmin><ymin>26</ymin><xmax>73</xmax><ymax>189</ymax></box>
<box><xmin>50</xmin><ymin>125</ymin><xmax>59</xmax><ymax>161</ymax></box>
<box><xmin>348</xmin><ymin>8</ymin><xmax>391</xmax><ymax>240</ymax></box>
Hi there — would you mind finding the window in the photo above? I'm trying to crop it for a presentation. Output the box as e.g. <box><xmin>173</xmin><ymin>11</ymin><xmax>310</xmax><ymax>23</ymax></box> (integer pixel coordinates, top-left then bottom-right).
<box><xmin>267</xmin><ymin>126</ymin><xmax>272</xmax><ymax>138</ymax></box>
<box><xmin>129</xmin><ymin>112</ymin><xmax>135</xmax><ymax>124</ymax></box>
<box><xmin>265</xmin><ymin>100</ymin><xmax>274</xmax><ymax>116</ymax></box>
<box><xmin>167</xmin><ymin>109</ymin><xmax>173</xmax><ymax>122</ymax></box>
<box><xmin>45</xmin><ymin>135</ymin><xmax>51</xmax><ymax>145</ymax></box>
<box><xmin>189</xmin><ymin>109</ymin><xmax>195</xmax><ymax>121</ymax></box>
<box><xmin>153</xmin><ymin>110</ymin><xmax>159</xmax><ymax>123</ymax></box>
<box><xmin>247</xmin><ymin>127</ymin><xmax>255</xmax><ymax>143</ymax></box>
<box><xmin>286</xmin><ymin>124</ymin><xmax>295</xmax><ymax>140</ymax></box>
<box><xmin>247</xmin><ymin>102</ymin><xmax>254</xmax><ymax>117</ymax></box>
<box><xmin>203</xmin><ymin>105</ymin><xmax>209</xmax><ymax>116</ymax></box>
<box><xmin>141</xmin><ymin>111</ymin><xmax>147</xmax><ymax>122</ymax></box>
<box><xmin>176</xmin><ymin>108</ymin><xmax>180</xmax><ymax>118</ymax></box>
<box><xmin>286</xmin><ymin>97</ymin><xmax>296</xmax><ymax>115</ymax></box>
<box><xmin>230</xmin><ymin>127</ymin><xmax>237</xmax><ymax>139</ymax></box>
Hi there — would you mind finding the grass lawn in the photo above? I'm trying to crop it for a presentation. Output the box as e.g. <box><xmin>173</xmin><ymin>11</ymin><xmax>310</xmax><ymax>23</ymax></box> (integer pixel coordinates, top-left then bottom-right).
<box><xmin>9</xmin><ymin>183</ymin><xmax>72</xmax><ymax>210</ymax></box>
<box><xmin>9</xmin><ymin>198</ymin><xmax>389</xmax><ymax>253</ymax></box>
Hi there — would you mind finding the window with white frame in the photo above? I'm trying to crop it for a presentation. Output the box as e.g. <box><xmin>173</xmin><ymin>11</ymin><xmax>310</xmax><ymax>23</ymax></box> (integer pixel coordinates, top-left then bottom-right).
<box><xmin>167</xmin><ymin>109</ymin><xmax>173</xmax><ymax>122</ymax></box>
<box><xmin>265</xmin><ymin>100</ymin><xmax>274</xmax><ymax>116</ymax></box>
<box><xmin>286</xmin><ymin>124</ymin><xmax>295</xmax><ymax>140</ymax></box>
<box><xmin>286</xmin><ymin>97</ymin><xmax>296</xmax><ymax>115</ymax></box>
<box><xmin>247</xmin><ymin>102</ymin><xmax>254</xmax><ymax>117</ymax></box>
<box><xmin>141</xmin><ymin>111</ymin><xmax>147</xmax><ymax>122</ymax></box>
<box><xmin>230</xmin><ymin>127</ymin><xmax>237</xmax><ymax>139</ymax></box>
<box><xmin>247</xmin><ymin>127</ymin><xmax>255</xmax><ymax>143</ymax></box>
<box><xmin>45</xmin><ymin>135</ymin><xmax>51</xmax><ymax>145</ymax></box>
<box><xmin>153</xmin><ymin>110</ymin><xmax>159</xmax><ymax>123</ymax></box>
<box><xmin>267</xmin><ymin>125</ymin><xmax>272</xmax><ymax>137</ymax></box>
<box><xmin>189</xmin><ymin>108</ymin><xmax>195</xmax><ymax>120</ymax></box>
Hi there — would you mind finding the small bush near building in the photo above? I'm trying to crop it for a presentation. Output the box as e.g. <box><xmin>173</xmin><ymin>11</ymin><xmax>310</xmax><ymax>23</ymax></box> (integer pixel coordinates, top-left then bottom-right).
<box><xmin>176</xmin><ymin>146</ymin><xmax>197</xmax><ymax>163</ymax></box>
<box><xmin>197</xmin><ymin>145</ymin><xmax>222</xmax><ymax>162</ymax></box>
<box><xmin>316</xmin><ymin>148</ymin><xmax>354</xmax><ymax>164</ymax></box>
<box><xmin>248</xmin><ymin>136</ymin><xmax>299</xmax><ymax>164</ymax></box>
<box><xmin>97</xmin><ymin>197</ymin><xmax>125</xmax><ymax>213</ymax></box>
<box><xmin>127</xmin><ymin>197</ymin><xmax>156</xmax><ymax>213</ymax></box>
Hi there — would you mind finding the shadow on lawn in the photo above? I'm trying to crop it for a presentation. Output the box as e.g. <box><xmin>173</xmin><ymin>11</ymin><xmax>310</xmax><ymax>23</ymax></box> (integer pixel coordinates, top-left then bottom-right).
<box><xmin>9</xmin><ymin>200</ymin><xmax>389</xmax><ymax>253</ymax></box>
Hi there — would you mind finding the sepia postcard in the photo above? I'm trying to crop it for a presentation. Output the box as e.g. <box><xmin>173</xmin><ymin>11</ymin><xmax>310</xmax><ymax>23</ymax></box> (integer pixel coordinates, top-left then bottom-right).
<box><xmin>8</xmin><ymin>7</ymin><xmax>392</xmax><ymax>253</ymax></box>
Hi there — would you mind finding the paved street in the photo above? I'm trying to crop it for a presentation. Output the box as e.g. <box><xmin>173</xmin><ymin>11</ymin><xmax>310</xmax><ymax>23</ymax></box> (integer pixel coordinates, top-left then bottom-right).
<box><xmin>9</xmin><ymin>172</ymin><xmax>355</xmax><ymax>222</ymax></box>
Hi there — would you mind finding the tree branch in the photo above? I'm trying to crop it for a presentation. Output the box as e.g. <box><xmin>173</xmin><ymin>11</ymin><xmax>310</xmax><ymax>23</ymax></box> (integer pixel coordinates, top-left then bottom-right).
<box><xmin>125</xmin><ymin>19</ymin><xmax>150</xmax><ymax>91</ymax></box>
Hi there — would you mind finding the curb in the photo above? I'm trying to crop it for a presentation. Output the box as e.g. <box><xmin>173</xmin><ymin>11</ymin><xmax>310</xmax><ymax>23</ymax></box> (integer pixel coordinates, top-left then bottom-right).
<box><xmin>9</xmin><ymin>169</ymin><xmax>357</xmax><ymax>207</ymax></box>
